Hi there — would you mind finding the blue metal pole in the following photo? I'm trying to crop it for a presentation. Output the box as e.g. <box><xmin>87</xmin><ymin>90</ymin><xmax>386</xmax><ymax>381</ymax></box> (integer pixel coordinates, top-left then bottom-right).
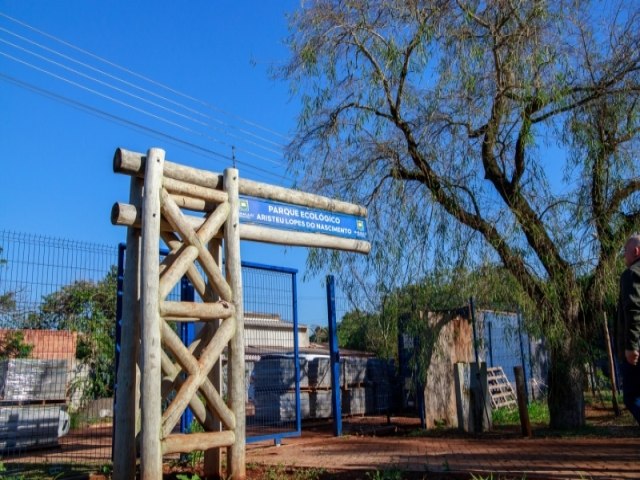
<box><xmin>180</xmin><ymin>276</ymin><xmax>195</xmax><ymax>433</ymax></box>
<box><xmin>487</xmin><ymin>321</ymin><xmax>494</xmax><ymax>367</ymax></box>
<box><xmin>114</xmin><ymin>243</ymin><xmax>125</xmax><ymax>394</ymax></box>
<box><xmin>326</xmin><ymin>275</ymin><xmax>342</xmax><ymax>436</ymax></box>
<box><xmin>112</xmin><ymin>242</ymin><xmax>126</xmax><ymax>461</ymax></box>
<box><xmin>469</xmin><ymin>297</ymin><xmax>480</xmax><ymax>365</ymax></box>
<box><xmin>292</xmin><ymin>270</ymin><xmax>302</xmax><ymax>439</ymax></box>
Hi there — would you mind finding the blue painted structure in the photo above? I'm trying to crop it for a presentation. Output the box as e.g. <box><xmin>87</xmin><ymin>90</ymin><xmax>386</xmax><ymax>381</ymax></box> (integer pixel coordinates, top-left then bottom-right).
<box><xmin>326</xmin><ymin>275</ymin><xmax>342</xmax><ymax>436</ymax></box>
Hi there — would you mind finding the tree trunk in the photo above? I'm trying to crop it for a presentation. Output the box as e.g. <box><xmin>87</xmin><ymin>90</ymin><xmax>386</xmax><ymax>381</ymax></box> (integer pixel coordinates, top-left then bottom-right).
<box><xmin>547</xmin><ymin>335</ymin><xmax>585</xmax><ymax>429</ymax></box>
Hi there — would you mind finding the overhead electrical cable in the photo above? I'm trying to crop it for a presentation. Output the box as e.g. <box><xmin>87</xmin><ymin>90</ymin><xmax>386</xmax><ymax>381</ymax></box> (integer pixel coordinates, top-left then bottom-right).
<box><xmin>0</xmin><ymin>12</ymin><xmax>292</xmax><ymax>143</ymax></box>
<box><xmin>0</xmin><ymin>35</ymin><xmax>286</xmax><ymax>164</ymax></box>
<box><xmin>0</xmin><ymin>70</ymin><xmax>294</xmax><ymax>184</ymax></box>
<box><xmin>0</xmin><ymin>50</ymin><xmax>288</xmax><ymax>167</ymax></box>
<box><xmin>0</xmin><ymin>25</ymin><xmax>288</xmax><ymax>153</ymax></box>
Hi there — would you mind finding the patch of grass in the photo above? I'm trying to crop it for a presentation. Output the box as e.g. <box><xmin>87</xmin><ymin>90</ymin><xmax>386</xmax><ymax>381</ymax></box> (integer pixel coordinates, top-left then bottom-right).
<box><xmin>366</xmin><ymin>469</ymin><xmax>403</xmax><ymax>480</ymax></box>
<box><xmin>470</xmin><ymin>474</ymin><xmax>529</xmax><ymax>480</ymax></box>
<box><xmin>0</xmin><ymin>463</ymin><xmax>99</xmax><ymax>480</ymax></box>
<box><xmin>262</xmin><ymin>464</ymin><xmax>326</xmax><ymax>480</ymax></box>
<box><xmin>492</xmin><ymin>401</ymin><xmax>549</xmax><ymax>426</ymax></box>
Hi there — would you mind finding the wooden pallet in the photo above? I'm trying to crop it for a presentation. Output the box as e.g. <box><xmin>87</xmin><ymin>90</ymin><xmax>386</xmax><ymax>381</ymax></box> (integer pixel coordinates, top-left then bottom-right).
<box><xmin>487</xmin><ymin>366</ymin><xmax>517</xmax><ymax>409</ymax></box>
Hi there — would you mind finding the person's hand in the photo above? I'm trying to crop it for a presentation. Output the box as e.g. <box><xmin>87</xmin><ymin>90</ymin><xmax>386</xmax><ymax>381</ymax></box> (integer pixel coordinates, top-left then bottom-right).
<box><xmin>625</xmin><ymin>349</ymin><xmax>639</xmax><ymax>365</ymax></box>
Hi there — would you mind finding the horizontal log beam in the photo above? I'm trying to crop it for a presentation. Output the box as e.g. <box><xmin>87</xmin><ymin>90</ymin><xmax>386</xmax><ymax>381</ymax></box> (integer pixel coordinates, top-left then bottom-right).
<box><xmin>112</xmin><ymin>202</ymin><xmax>212</xmax><ymax>234</ymax></box>
<box><xmin>240</xmin><ymin>178</ymin><xmax>366</xmax><ymax>216</ymax></box>
<box><xmin>160</xmin><ymin>300</ymin><xmax>234</xmax><ymax>320</ymax></box>
<box><xmin>163</xmin><ymin>177</ymin><xmax>228</xmax><ymax>204</ymax></box>
<box><xmin>162</xmin><ymin>431</ymin><xmax>235</xmax><ymax>455</ymax></box>
<box><xmin>114</xmin><ymin>147</ymin><xmax>367</xmax><ymax>216</ymax></box>
<box><xmin>241</xmin><ymin>224</ymin><xmax>371</xmax><ymax>254</ymax></box>
<box><xmin>170</xmin><ymin>194</ymin><xmax>218</xmax><ymax>212</ymax></box>
<box><xmin>112</xmin><ymin>203</ymin><xmax>371</xmax><ymax>254</ymax></box>
<box><xmin>115</xmin><ymin>147</ymin><xmax>223</xmax><ymax>190</ymax></box>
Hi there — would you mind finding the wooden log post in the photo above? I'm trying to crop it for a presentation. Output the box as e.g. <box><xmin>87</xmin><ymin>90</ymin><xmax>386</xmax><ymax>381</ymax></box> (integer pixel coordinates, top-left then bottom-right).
<box><xmin>113</xmin><ymin>177</ymin><xmax>143</xmax><ymax>480</ymax></box>
<box><xmin>224</xmin><ymin>168</ymin><xmax>246</xmax><ymax>480</ymax></box>
<box><xmin>205</xmin><ymin>238</ymin><xmax>224</xmax><ymax>480</ymax></box>
<box><xmin>140</xmin><ymin>148</ymin><xmax>165</xmax><ymax>480</ymax></box>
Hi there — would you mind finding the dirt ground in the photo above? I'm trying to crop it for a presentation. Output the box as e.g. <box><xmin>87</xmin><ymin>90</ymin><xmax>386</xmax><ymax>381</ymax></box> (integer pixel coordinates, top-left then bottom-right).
<box><xmin>162</xmin><ymin>402</ymin><xmax>639</xmax><ymax>480</ymax></box>
<box><xmin>4</xmin><ymin>400</ymin><xmax>637</xmax><ymax>479</ymax></box>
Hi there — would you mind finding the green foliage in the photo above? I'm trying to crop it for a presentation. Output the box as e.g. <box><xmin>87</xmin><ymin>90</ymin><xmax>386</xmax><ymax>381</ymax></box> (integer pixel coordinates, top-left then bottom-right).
<box><xmin>283</xmin><ymin>0</ymin><xmax>640</xmax><ymax>429</ymax></box>
<box><xmin>492</xmin><ymin>401</ymin><xmax>550</xmax><ymax>426</ymax></box>
<box><xmin>339</xmin><ymin>306</ymin><xmax>397</xmax><ymax>359</ymax></box>
<box><xmin>176</xmin><ymin>474</ymin><xmax>201</xmax><ymax>480</ymax></box>
<box><xmin>28</xmin><ymin>266</ymin><xmax>118</xmax><ymax>400</ymax></box>
<box><xmin>310</xmin><ymin>325</ymin><xmax>329</xmax><ymax>343</ymax></box>
<box><xmin>0</xmin><ymin>330</ymin><xmax>34</xmax><ymax>359</ymax></box>
<box><xmin>366</xmin><ymin>469</ymin><xmax>403</xmax><ymax>480</ymax></box>
<box><xmin>0</xmin><ymin>247</ymin><xmax>16</xmax><ymax>320</ymax></box>
<box><xmin>262</xmin><ymin>464</ymin><xmax>325</xmax><ymax>480</ymax></box>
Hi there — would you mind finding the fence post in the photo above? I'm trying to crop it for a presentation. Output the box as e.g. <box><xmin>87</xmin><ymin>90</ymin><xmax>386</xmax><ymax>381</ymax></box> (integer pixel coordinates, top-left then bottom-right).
<box><xmin>180</xmin><ymin>276</ymin><xmax>195</xmax><ymax>433</ymax></box>
<box><xmin>517</xmin><ymin>311</ymin><xmax>529</xmax><ymax>404</ymax></box>
<box><xmin>114</xmin><ymin>175</ymin><xmax>143</xmax><ymax>480</ymax></box>
<box><xmin>326</xmin><ymin>274</ymin><xmax>342</xmax><ymax>436</ymax></box>
<box><xmin>469</xmin><ymin>297</ymin><xmax>479</xmax><ymax>365</ymax></box>
<box><xmin>112</xmin><ymin>242</ymin><xmax>125</xmax><ymax>462</ymax></box>
<box><xmin>140</xmin><ymin>148</ymin><xmax>165</xmax><ymax>480</ymax></box>
<box><xmin>224</xmin><ymin>167</ymin><xmax>246</xmax><ymax>480</ymax></box>
<box><xmin>487</xmin><ymin>320</ymin><xmax>494</xmax><ymax>367</ymax></box>
<box><xmin>292</xmin><ymin>270</ymin><xmax>302</xmax><ymax>437</ymax></box>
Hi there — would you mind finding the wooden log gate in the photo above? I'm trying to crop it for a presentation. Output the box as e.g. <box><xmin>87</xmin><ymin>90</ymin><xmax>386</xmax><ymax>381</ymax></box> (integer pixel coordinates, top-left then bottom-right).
<box><xmin>111</xmin><ymin>147</ymin><xmax>370</xmax><ymax>480</ymax></box>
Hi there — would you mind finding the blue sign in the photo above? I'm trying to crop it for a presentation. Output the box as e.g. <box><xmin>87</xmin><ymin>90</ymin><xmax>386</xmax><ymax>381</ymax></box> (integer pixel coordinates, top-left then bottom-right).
<box><xmin>238</xmin><ymin>196</ymin><xmax>368</xmax><ymax>240</ymax></box>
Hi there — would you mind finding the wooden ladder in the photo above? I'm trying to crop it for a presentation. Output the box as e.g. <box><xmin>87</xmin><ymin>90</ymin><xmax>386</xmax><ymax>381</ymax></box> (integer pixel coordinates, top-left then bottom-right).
<box><xmin>487</xmin><ymin>366</ymin><xmax>517</xmax><ymax>409</ymax></box>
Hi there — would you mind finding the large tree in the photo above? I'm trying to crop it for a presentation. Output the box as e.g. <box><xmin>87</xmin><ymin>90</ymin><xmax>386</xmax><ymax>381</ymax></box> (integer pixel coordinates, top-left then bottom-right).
<box><xmin>283</xmin><ymin>0</ymin><xmax>640</xmax><ymax>428</ymax></box>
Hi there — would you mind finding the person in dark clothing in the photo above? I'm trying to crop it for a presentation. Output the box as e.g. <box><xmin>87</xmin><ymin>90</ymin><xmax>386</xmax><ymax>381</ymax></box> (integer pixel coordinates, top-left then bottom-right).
<box><xmin>617</xmin><ymin>234</ymin><xmax>640</xmax><ymax>425</ymax></box>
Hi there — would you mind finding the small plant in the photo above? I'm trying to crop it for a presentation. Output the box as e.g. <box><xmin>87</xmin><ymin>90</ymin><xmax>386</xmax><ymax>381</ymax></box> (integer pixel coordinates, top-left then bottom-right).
<box><xmin>293</xmin><ymin>467</ymin><xmax>325</xmax><ymax>480</ymax></box>
<box><xmin>181</xmin><ymin>419</ymin><xmax>205</xmax><ymax>468</ymax></box>
<box><xmin>0</xmin><ymin>330</ymin><xmax>34</xmax><ymax>359</ymax></box>
<box><xmin>492</xmin><ymin>401</ymin><xmax>549</xmax><ymax>426</ymax></box>
<box><xmin>264</xmin><ymin>463</ymin><xmax>288</xmax><ymax>480</ymax></box>
<box><xmin>366</xmin><ymin>469</ymin><xmax>403</xmax><ymax>480</ymax></box>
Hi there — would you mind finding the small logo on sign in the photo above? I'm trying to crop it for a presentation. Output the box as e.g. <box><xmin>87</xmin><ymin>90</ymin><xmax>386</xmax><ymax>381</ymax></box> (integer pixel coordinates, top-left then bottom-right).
<box><xmin>239</xmin><ymin>199</ymin><xmax>249</xmax><ymax>211</ymax></box>
<box><xmin>356</xmin><ymin>220</ymin><xmax>365</xmax><ymax>231</ymax></box>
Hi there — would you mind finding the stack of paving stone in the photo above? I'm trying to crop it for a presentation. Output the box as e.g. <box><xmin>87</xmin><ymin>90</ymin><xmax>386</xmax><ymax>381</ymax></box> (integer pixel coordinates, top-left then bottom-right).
<box><xmin>0</xmin><ymin>359</ymin><xmax>70</xmax><ymax>452</ymax></box>
<box><xmin>253</xmin><ymin>355</ymin><xmax>309</xmax><ymax>422</ymax></box>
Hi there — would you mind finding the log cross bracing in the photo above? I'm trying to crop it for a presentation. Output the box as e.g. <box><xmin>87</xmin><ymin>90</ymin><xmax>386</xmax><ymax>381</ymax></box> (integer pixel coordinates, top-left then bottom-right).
<box><xmin>159</xmin><ymin>189</ymin><xmax>233</xmax><ymax>301</ymax></box>
<box><xmin>160</xmin><ymin>316</ymin><xmax>236</xmax><ymax>435</ymax></box>
<box><xmin>160</xmin><ymin>351</ymin><xmax>218</xmax><ymax>432</ymax></box>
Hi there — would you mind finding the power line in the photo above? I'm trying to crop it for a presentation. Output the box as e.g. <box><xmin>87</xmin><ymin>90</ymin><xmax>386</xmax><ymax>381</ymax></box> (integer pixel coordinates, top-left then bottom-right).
<box><xmin>0</xmin><ymin>50</ymin><xmax>289</xmax><ymax>168</ymax></box>
<box><xmin>0</xmin><ymin>25</ymin><xmax>289</xmax><ymax>155</ymax></box>
<box><xmin>0</xmin><ymin>35</ymin><xmax>286</xmax><ymax>166</ymax></box>
<box><xmin>0</xmin><ymin>12</ymin><xmax>293</xmax><ymax>143</ymax></box>
<box><xmin>0</xmin><ymin>71</ymin><xmax>294</xmax><ymax>184</ymax></box>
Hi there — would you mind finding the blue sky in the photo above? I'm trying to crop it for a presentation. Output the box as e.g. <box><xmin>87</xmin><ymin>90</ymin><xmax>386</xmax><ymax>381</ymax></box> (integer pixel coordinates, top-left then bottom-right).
<box><xmin>0</xmin><ymin>1</ymin><xmax>336</xmax><ymax>329</ymax></box>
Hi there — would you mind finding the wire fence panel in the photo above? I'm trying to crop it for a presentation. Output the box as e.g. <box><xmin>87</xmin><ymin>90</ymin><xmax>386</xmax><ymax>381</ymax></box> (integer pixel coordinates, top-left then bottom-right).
<box><xmin>475</xmin><ymin>310</ymin><xmax>547</xmax><ymax>401</ymax></box>
<box><xmin>242</xmin><ymin>262</ymin><xmax>300</xmax><ymax>443</ymax></box>
<box><xmin>332</xmin><ymin>293</ymin><xmax>395</xmax><ymax>421</ymax></box>
<box><xmin>0</xmin><ymin>231</ymin><xmax>117</xmax><ymax>476</ymax></box>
